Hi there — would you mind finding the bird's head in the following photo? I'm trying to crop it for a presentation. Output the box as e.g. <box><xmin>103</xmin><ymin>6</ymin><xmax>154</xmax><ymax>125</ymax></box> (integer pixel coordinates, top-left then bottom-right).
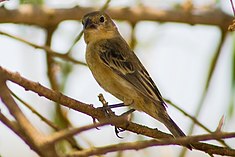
<box><xmin>82</xmin><ymin>11</ymin><xmax>119</xmax><ymax>44</ymax></box>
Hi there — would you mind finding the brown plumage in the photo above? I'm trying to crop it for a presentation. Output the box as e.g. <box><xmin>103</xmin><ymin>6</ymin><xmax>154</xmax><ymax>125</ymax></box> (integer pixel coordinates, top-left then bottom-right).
<box><xmin>82</xmin><ymin>11</ymin><xmax>192</xmax><ymax>150</ymax></box>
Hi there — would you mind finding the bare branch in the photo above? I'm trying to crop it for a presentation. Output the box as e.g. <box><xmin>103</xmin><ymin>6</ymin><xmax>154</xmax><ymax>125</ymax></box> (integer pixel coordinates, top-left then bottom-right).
<box><xmin>100</xmin><ymin>0</ymin><xmax>112</xmax><ymax>12</ymax></box>
<box><xmin>47</xmin><ymin>117</ymin><xmax>124</xmax><ymax>144</ymax></box>
<box><xmin>179</xmin><ymin>29</ymin><xmax>228</xmax><ymax>157</ymax></box>
<box><xmin>0</xmin><ymin>5</ymin><xmax>232</xmax><ymax>29</ymax></box>
<box><xmin>230</xmin><ymin>0</ymin><xmax>235</xmax><ymax>17</ymax></box>
<box><xmin>0</xmin><ymin>31</ymin><xmax>86</xmax><ymax>66</ymax></box>
<box><xmin>67</xmin><ymin>132</ymin><xmax>235</xmax><ymax>157</ymax></box>
<box><xmin>1</xmin><ymin>66</ymin><xmax>235</xmax><ymax>155</ymax></box>
<box><xmin>0</xmin><ymin>66</ymin><xmax>171</xmax><ymax>138</ymax></box>
<box><xmin>66</xmin><ymin>0</ymin><xmax>112</xmax><ymax>56</ymax></box>
<box><xmin>0</xmin><ymin>76</ymin><xmax>43</xmax><ymax>145</ymax></box>
<box><xmin>10</xmin><ymin>90</ymin><xmax>59</xmax><ymax>130</ymax></box>
<box><xmin>165</xmin><ymin>99</ymin><xmax>230</xmax><ymax>148</ymax></box>
<box><xmin>0</xmin><ymin>112</ymin><xmax>41</xmax><ymax>154</ymax></box>
<box><xmin>0</xmin><ymin>76</ymin><xmax>58</xmax><ymax>156</ymax></box>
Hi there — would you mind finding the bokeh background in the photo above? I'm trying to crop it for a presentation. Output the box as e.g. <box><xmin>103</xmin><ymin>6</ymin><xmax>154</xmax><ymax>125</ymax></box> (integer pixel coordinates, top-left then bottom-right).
<box><xmin>0</xmin><ymin>0</ymin><xmax>234</xmax><ymax>156</ymax></box>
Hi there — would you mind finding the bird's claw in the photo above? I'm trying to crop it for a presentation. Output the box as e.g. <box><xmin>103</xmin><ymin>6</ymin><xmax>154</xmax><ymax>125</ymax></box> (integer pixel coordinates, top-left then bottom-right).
<box><xmin>115</xmin><ymin>126</ymin><xmax>125</xmax><ymax>138</ymax></box>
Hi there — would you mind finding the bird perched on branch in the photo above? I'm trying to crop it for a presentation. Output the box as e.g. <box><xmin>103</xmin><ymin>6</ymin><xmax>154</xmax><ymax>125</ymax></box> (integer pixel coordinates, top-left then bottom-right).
<box><xmin>82</xmin><ymin>11</ymin><xmax>192</xmax><ymax>150</ymax></box>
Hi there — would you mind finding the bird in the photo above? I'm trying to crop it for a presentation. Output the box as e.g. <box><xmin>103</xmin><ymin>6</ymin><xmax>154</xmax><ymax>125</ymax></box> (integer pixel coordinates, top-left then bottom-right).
<box><xmin>82</xmin><ymin>11</ymin><xmax>192</xmax><ymax>149</ymax></box>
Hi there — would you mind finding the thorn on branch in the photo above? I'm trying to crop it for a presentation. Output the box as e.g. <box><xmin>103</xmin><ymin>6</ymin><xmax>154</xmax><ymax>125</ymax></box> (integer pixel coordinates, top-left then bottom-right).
<box><xmin>215</xmin><ymin>115</ymin><xmax>225</xmax><ymax>132</ymax></box>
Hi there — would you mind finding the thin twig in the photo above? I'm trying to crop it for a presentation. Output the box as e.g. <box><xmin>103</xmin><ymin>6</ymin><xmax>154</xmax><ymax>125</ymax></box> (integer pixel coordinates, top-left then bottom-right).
<box><xmin>0</xmin><ymin>76</ymin><xmax>55</xmax><ymax>156</ymax></box>
<box><xmin>67</xmin><ymin>132</ymin><xmax>235</xmax><ymax>157</ymax></box>
<box><xmin>11</xmin><ymin>89</ymin><xmax>82</xmax><ymax>150</ymax></box>
<box><xmin>10</xmin><ymin>90</ymin><xmax>59</xmax><ymax>130</ymax></box>
<box><xmin>129</xmin><ymin>23</ymin><xmax>137</xmax><ymax>50</ymax></box>
<box><xmin>45</xmin><ymin>26</ymin><xmax>81</xmax><ymax>151</ymax></box>
<box><xmin>65</xmin><ymin>30</ymin><xmax>84</xmax><ymax>56</ymax></box>
<box><xmin>47</xmin><ymin>117</ymin><xmax>124</xmax><ymax>144</ymax></box>
<box><xmin>65</xmin><ymin>0</ymin><xmax>112</xmax><ymax>56</ymax></box>
<box><xmin>100</xmin><ymin>0</ymin><xmax>112</xmax><ymax>12</ymax></box>
<box><xmin>0</xmin><ymin>77</ymin><xmax>43</xmax><ymax>143</ymax></box>
<box><xmin>179</xmin><ymin>29</ymin><xmax>227</xmax><ymax>157</ymax></box>
<box><xmin>165</xmin><ymin>99</ymin><xmax>230</xmax><ymax>148</ymax></box>
<box><xmin>0</xmin><ymin>112</ymin><xmax>40</xmax><ymax>154</ymax></box>
<box><xmin>0</xmin><ymin>31</ymin><xmax>87</xmax><ymax>66</ymax></box>
<box><xmin>230</xmin><ymin>0</ymin><xmax>235</xmax><ymax>16</ymax></box>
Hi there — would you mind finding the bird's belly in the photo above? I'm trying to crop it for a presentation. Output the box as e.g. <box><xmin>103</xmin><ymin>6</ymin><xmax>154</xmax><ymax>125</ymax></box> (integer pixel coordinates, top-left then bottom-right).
<box><xmin>86</xmin><ymin>53</ymin><xmax>133</xmax><ymax>101</ymax></box>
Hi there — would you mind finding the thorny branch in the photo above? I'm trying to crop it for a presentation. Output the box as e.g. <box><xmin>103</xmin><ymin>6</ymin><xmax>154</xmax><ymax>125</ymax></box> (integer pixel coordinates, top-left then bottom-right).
<box><xmin>165</xmin><ymin>99</ymin><xmax>230</xmax><ymax>148</ymax></box>
<box><xmin>0</xmin><ymin>5</ymin><xmax>232</xmax><ymax>29</ymax></box>
<box><xmin>179</xmin><ymin>29</ymin><xmax>228</xmax><ymax>157</ymax></box>
<box><xmin>67</xmin><ymin>132</ymin><xmax>235</xmax><ymax>157</ymax></box>
<box><xmin>0</xmin><ymin>3</ymin><xmax>235</xmax><ymax>157</ymax></box>
<box><xmin>0</xmin><ymin>66</ymin><xmax>235</xmax><ymax>156</ymax></box>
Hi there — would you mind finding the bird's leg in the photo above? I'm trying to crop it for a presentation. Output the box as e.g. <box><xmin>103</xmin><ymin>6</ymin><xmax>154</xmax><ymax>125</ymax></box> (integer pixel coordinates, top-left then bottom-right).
<box><xmin>120</xmin><ymin>109</ymin><xmax>136</xmax><ymax>116</ymax></box>
<box><xmin>110</xmin><ymin>99</ymin><xmax>135</xmax><ymax>138</ymax></box>
<box><xmin>97</xmin><ymin>94</ymin><xmax>116</xmax><ymax>118</ymax></box>
<box><xmin>97</xmin><ymin>103</ymin><xmax>126</xmax><ymax>118</ymax></box>
<box><xmin>98</xmin><ymin>97</ymin><xmax>133</xmax><ymax>114</ymax></box>
<box><xmin>101</xmin><ymin>103</ymin><xmax>125</xmax><ymax>109</ymax></box>
<box><xmin>114</xmin><ymin>109</ymin><xmax>136</xmax><ymax>138</ymax></box>
<box><xmin>97</xmin><ymin>94</ymin><xmax>135</xmax><ymax>138</ymax></box>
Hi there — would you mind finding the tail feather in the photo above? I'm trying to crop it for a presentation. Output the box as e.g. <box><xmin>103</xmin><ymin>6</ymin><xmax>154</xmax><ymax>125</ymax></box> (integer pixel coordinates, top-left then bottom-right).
<box><xmin>162</xmin><ymin>116</ymin><xmax>193</xmax><ymax>150</ymax></box>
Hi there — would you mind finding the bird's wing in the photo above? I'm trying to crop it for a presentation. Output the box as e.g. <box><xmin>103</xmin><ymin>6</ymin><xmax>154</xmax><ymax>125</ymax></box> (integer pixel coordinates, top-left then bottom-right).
<box><xmin>99</xmin><ymin>38</ymin><xmax>166</xmax><ymax>108</ymax></box>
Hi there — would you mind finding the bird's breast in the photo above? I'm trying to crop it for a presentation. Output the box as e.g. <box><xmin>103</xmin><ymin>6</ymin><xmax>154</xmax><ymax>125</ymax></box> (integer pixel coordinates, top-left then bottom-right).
<box><xmin>85</xmin><ymin>45</ymin><xmax>133</xmax><ymax>101</ymax></box>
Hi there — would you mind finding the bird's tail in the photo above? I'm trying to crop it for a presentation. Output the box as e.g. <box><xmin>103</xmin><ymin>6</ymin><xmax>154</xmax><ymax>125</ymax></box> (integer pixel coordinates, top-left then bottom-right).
<box><xmin>161</xmin><ymin>115</ymin><xmax>193</xmax><ymax>150</ymax></box>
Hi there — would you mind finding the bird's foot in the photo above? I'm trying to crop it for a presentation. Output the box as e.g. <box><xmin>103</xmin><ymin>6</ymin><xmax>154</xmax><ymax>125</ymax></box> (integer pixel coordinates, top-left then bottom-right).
<box><xmin>114</xmin><ymin>109</ymin><xmax>136</xmax><ymax>138</ymax></box>
<box><xmin>97</xmin><ymin>103</ymin><xmax>126</xmax><ymax>117</ymax></box>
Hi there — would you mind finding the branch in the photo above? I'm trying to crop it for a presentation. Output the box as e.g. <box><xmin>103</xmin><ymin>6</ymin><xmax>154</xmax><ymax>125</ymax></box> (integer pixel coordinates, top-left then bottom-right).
<box><xmin>0</xmin><ymin>76</ymin><xmax>58</xmax><ymax>156</ymax></box>
<box><xmin>1</xmin><ymin>66</ymin><xmax>235</xmax><ymax>156</ymax></box>
<box><xmin>0</xmin><ymin>66</ymin><xmax>172</xmax><ymax>139</ymax></box>
<box><xmin>0</xmin><ymin>76</ymin><xmax>43</xmax><ymax>145</ymax></box>
<box><xmin>179</xmin><ymin>29</ymin><xmax>228</xmax><ymax>157</ymax></box>
<box><xmin>65</xmin><ymin>0</ymin><xmax>112</xmax><ymax>56</ymax></box>
<box><xmin>47</xmin><ymin>117</ymin><xmax>124</xmax><ymax>144</ymax></box>
<box><xmin>43</xmin><ymin>26</ymin><xmax>82</xmax><ymax>150</ymax></box>
<box><xmin>165</xmin><ymin>99</ymin><xmax>230</xmax><ymax>148</ymax></box>
<box><xmin>0</xmin><ymin>112</ymin><xmax>41</xmax><ymax>154</ymax></box>
<box><xmin>10</xmin><ymin>90</ymin><xmax>59</xmax><ymax>130</ymax></box>
<box><xmin>0</xmin><ymin>5</ymin><xmax>232</xmax><ymax>29</ymax></box>
<box><xmin>67</xmin><ymin>132</ymin><xmax>235</xmax><ymax>157</ymax></box>
<box><xmin>0</xmin><ymin>31</ymin><xmax>86</xmax><ymax>66</ymax></box>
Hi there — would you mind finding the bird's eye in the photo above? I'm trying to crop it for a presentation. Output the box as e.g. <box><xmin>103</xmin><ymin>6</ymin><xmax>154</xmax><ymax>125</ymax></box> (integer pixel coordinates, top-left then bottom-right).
<box><xmin>99</xmin><ymin>16</ymin><xmax>105</xmax><ymax>23</ymax></box>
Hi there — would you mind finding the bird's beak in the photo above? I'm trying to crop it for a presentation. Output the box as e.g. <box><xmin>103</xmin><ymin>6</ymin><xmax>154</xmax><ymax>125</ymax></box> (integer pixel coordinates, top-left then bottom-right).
<box><xmin>83</xmin><ymin>18</ymin><xmax>96</xmax><ymax>30</ymax></box>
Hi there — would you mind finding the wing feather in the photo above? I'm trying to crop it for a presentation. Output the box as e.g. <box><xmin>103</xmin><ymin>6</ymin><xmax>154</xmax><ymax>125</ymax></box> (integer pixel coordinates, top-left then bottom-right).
<box><xmin>99</xmin><ymin>38</ymin><xmax>166</xmax><ymax>107</ymax></box>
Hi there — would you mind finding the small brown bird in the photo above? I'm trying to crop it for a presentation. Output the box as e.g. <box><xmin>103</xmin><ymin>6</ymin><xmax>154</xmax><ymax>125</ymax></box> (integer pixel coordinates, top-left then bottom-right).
<box><xmin>82</xmin><ymin>11</ymin><xmax>191</xmax><ymax>149</ymax></box>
